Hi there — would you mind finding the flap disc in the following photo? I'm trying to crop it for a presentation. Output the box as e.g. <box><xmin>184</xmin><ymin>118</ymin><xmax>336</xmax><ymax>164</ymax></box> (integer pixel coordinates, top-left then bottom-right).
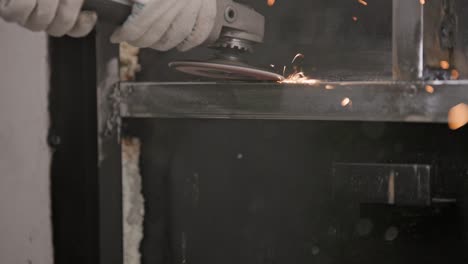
<box><xmin>169</xmin><ymin>59</ymin><xmax>284</xmax><ymax>81</ymax></box>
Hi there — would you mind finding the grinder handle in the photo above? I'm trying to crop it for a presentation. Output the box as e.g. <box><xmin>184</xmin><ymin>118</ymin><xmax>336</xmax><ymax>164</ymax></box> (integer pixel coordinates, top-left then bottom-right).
<box><xmin>82</xmin><ymin>0</ymin><xmax>132</xmax><ymax>25</ymax></box>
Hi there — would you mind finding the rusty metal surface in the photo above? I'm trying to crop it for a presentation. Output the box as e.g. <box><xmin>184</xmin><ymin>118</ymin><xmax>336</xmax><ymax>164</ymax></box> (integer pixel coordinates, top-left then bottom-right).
<box><xmin>119</xmin><ymin>81</ymin><xmax>468</xmax><ymax>123</ymax></box>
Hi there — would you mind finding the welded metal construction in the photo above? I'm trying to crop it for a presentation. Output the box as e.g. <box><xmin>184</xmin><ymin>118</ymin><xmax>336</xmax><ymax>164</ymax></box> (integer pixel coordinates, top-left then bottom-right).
<box><xmin>50</xmin><ymin>1</ymin><xmax>468</xmax><ymax>264</ymax></box>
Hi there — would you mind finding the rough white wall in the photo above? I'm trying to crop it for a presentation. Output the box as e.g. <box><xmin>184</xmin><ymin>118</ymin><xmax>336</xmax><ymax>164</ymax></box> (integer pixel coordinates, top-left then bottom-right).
<box><xmin>0</xmin><ymin>21</ymin><xmax>53</xmax><ymax>264</ymax></box>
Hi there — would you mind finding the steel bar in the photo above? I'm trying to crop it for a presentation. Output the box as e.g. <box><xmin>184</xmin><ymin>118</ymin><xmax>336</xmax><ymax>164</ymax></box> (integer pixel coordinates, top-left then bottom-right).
<box><xmin>119</xmin><ymin>81</ymin><xmax>468</xmax><ymax>123</ymax></box>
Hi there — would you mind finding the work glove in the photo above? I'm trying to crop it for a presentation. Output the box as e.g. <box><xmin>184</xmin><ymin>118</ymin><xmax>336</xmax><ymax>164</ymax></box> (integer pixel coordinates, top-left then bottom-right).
<box><xmin>0</xmin><ymin>0</ymin><xmax>97</xmax><ymax>37</ymax></box>
<box><xmin>110</xmin><ymin>0</ymin><xmax>217</xmax><ymax>51</ymax></box>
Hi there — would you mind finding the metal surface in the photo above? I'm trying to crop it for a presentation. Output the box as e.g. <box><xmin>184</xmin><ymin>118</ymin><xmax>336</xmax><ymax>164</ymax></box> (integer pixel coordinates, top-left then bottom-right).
<box><xmin>48</xmin><ymin>33</ymin><xmax>100</xmax><ymax>264</ymax></box>
<box><xmin>333</xmin><ymin>163</ymin><xmax>432</xmax><ymax>206</ymax></box>
<box><xmin>392</xmin><ymin>0</ymin><xmax>462</xmax><ymax>81</ymax></box>
<box><xmin>95</xmin><ymin>23</ymin><xmax>124</xmax><ymax>264</ymax></box>
<box><xmin>119</xmin><ymin>81</ymin><xmax>468</xmax><ymax>123</ymax></box>
<box><xmin>392</xmin><ymin>0</ymin><xmax>424</xmax><ymax>81</ymax></box>
<box><xmin>122</xmin><ymin>119</ymin><xmax>467</xmax><ymax>264</ymax></box>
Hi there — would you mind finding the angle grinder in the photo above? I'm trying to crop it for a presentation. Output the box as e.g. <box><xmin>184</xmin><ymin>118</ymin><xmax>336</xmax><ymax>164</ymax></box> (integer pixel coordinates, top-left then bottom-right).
<box><xmin>83</xmin><ymin>0</ymin><xmax>283</xmax><ymax>81</ymax></box>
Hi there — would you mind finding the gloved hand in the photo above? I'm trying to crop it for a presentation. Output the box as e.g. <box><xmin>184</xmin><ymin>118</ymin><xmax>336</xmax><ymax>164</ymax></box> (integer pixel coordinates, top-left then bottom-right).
<box><xmin>0</xmin><ymin>0</ymin><xmax>97</xmax><ymax>37</ymax></box>
<box><xmin>110</xmin><ymin>0</ymin><xmax>217</xmax><ymax>51</ymax></box>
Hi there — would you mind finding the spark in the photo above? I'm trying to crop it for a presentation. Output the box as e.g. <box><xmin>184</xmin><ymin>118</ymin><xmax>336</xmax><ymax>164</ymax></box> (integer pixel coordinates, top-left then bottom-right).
<box><xmin>448</xmin><ymin>103</ymin><xmax>468</xmax><ymax>130</ymax></box>
<box><xmin>267</xmin><ymin>0</ymin><xmax>276</xmax><ymax>7</ymax></box>
<box><xmin>341</xmin><ymin>97</ymin><xmax>352</xmax><ymax>107</ymax></box>
<box><xmin>420</xmin><ymin>0</ymin><xmax>425</xmax><ymax>5</ymax></box>
<box><xmin>280</xmin><ymin>72</ymin><xmax>319</xmax><ymax>85</ymax></box>
<box><xmin>358</xmin><ymin>0</ymin><xmax>368</xmax><ymax>6</ymax></box>
<box><xmin>440</xmin><ymin>60</ymin><xmax>450</xmax><ymax>70</ymax></box>
<box><xmin>451</xmin><ymin>69</ymin><xmax>460</xmax><ymax>80</ymax></box>
<box><xmin>325</xmin><ymin>85</ymin><xmax>335</xmax><ymax>90</ymax></box>
<box><xmin>425</xmin><ymin>85</ymin><xmax>434</xmax><ymax>94</ymax></box>
<box><xmin>352</xmin><ymin>16</ymin><xmax>358</xmax><ymax>22</ymax></box>
<box><xmin>291</xmin><ymin>53</ymin><xmax>305</xmax><ymax>64</ymax></box>
<box><xmin>279</xmin><ymin>53</ymin><xmax>320</xmax><ymax>85</ymax></box>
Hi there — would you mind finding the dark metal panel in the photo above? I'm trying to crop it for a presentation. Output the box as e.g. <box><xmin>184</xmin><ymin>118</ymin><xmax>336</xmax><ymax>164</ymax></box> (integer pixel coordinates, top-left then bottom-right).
<box><xmin>333</xmin><ymin>163</ymin><xmax>432</xmax><ymax>206</ymax></box>
<box><xmin>119</xmin><ymin>81</ymin><xmax>468</xmax><ymax>123</ymax></box>
<box><xmin>123</xmin><ymin>119</ymin><xmax>468</xmax><ymax>264</ymax></box>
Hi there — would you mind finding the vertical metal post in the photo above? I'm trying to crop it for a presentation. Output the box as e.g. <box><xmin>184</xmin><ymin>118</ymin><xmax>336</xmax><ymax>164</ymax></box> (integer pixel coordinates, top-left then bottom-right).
<box><xmin>49</xmin><ymin>34</ymin><xmax>100</xmax><ymax>264</ymax></box>
<box><xmin>393</xmin><ymin>0</ymin><xmax>455</xmax><ymax>81</ymax></box>
<box><xmin>96</xmin><ymin>23</ymin><xmax>124</xmax><ymax>264</ymax></box>
<box><xmin>393</xmin><ymin>0</ymin><xmax>425</xmax><ymax>81</ymax></box>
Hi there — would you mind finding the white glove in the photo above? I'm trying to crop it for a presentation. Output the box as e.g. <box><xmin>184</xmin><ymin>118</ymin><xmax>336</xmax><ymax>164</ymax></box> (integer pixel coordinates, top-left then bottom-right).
<box><xmin>0</xmin><ymin>0</ymin><xmax>97</xmax><ymax>37</ymax></box>
<box><xmin>110</xmin><ymin>0</ymin><xmax>216</xmax><ymax>51</ymax></box>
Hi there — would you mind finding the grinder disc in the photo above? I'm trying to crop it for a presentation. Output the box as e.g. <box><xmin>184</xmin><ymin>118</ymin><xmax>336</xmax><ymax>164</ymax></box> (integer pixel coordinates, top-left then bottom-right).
<box><xmin>169</xmin><ymin>59</ymin><xmax>284</xmax><ymax>81</ymax></box>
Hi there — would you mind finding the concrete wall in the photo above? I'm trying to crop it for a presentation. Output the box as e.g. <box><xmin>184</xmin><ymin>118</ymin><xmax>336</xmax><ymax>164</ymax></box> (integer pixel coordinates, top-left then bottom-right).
<box><xmin>0</xmin><ymin>21</ymin><xmax>53</xmax><ymax>264</ymax></box>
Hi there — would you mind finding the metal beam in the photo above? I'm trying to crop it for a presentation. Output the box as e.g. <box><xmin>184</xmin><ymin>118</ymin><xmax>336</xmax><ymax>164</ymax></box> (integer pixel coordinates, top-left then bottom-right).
<box><xmin>119</xmin><ymin>81</ymin><xmax>468</xmax><ymax>123</ymax></box>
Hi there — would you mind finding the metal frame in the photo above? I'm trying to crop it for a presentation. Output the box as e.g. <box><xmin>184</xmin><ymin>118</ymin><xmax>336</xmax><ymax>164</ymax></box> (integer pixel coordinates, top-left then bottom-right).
<box><xmin>88</xmin><ymin>1</ymin><xmax>468</xmax><ymax>264</ymax></box>
<box><xmin>95</xmin><ymin>23</ymin><xmax>124</xmax><ymax>264</ymax></box>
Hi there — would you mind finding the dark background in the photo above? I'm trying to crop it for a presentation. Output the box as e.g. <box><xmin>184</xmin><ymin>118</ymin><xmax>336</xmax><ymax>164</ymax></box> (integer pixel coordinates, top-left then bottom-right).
<box><xmin>125</xmin><ymin>119</ymin><xmax>468</xmax><ymax>264</ymax></box>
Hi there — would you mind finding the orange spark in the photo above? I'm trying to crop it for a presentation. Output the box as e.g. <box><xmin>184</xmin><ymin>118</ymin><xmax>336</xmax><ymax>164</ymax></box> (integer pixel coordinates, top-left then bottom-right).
<box><xmin>325</xmin><ymin>85</ymin><xmax>335</xmax><ymax>90</ymax></box>
<box><xmin>279</xmin><ymin>53</ymin><xmax>320</xmax><ymax>85</ymax></box>
<box><xmin>358</xmin><ymin>0</ymin><xmax>368</xmax><ymax>6</ymax></box>
<box><xmin>341</xmin><ymin>97</ymin><xmax>352</xmax><ymax>107</ymax></box>
<box><xmin>448</xmin><ymin>103</ymin><xmax>468</xmax><ymax>130</ymax></box>
<box><xmin>280</xmin><ymin>72</ymin><xmax>319</xmax><ymax>85</ymax></box>
<box><xmin>440</xmin><ymin>60</ymin><xmax>450</xmax><ymax>70</ymax></box>
<box><xmin>267</xmin><ymin>0</ymin><xmax>276</xmax><ymax>7</ymax></box>
<box><xmin>451</xmin><ymin>69</ymin><xmax>460</xmax><ymax>80</ymax></box>
<box><xmin>420</xmin><ymin>0</ymin><xmax>425</xmax><ymax>5</ymax></box>
<box><xmin>425</xmin><ymin>85</ymin><xmax>434</xmax><ymax>94</ymax></box>
<box><xmin>352</xmin><ymin>16</ymin><xmax>358</xmax><ymax>22</ymax></box>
